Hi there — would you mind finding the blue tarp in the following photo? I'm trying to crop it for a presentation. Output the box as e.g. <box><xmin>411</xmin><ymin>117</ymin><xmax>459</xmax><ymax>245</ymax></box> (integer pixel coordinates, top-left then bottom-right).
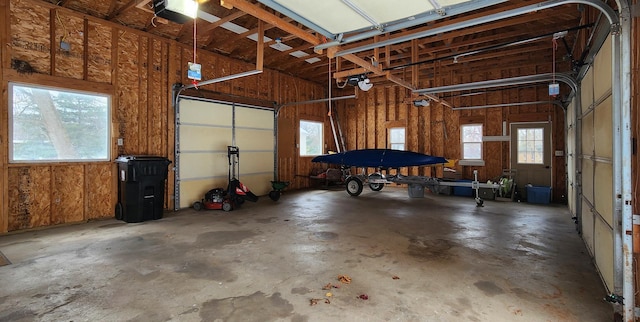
<box><xmin>311</xmin><ymin>149</ymin><xmax>447</xmax><ymax>168</ymax></box>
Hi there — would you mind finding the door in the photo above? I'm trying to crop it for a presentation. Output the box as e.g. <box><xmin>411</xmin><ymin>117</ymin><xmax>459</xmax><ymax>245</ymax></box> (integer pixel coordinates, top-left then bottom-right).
<box><xmin>510</xmin><ymin>122</ymin><xmax>552</xmax><ymax>191</ymax></box>
<box><xmin>176</xmin><ymin>97</ymin><xmax>274</xmax><ymax>209</ymax></box>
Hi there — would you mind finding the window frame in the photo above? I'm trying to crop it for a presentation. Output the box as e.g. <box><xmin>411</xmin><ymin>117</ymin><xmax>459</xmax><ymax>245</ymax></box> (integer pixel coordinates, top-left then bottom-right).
<box><xmin>8</xmin><ymin>82</ymin><xmax>112</xmax><ymax>163</ymax></box>
<box><xmin>389</xmin><ymin>127</ymin><xmax>406</xmax><ymax>150</ymax></box>
<box><xmin>460</xmin><ymin>123</ymin><xmax>484</xmax><ymax>165</ymax></box>
<box><xmin>298</xmin><ymin>119</ymin><xmax>324</xmax><ymax>156</ymax></box>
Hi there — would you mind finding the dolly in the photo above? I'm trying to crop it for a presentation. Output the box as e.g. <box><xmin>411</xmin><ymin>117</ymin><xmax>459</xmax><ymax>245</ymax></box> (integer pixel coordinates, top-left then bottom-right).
<box><xmin>193</xmin><ymin>146</ymin><xmax>258</xmax><ymax>212</ymax></box>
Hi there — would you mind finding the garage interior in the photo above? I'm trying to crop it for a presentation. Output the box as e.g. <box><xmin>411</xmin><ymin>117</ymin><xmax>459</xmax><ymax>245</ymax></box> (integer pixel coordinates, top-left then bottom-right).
<box><xmin>0</xmin><ymin>0</ymin><xmax>637</xmax><ymax>320</ymax></box>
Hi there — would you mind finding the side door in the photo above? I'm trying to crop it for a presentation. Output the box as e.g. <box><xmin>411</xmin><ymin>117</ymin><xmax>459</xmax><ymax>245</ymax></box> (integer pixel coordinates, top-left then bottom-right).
<box><xmin>510</xmin><ymin>122</ymin><xmax>552</xmax><ymax>192</ymax></box>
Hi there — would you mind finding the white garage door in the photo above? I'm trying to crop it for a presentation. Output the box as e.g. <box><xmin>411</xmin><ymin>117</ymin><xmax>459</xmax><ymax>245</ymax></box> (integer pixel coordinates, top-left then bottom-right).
<box><xmin>175</xmin><ymin>97</ymin><xmax>274</xmax><ymax>209</ymax></box>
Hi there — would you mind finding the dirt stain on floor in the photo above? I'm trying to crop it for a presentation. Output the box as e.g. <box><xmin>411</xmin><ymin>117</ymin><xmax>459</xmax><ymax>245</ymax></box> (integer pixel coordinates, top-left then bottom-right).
<box><xmin>474</xmin><ymin>280</ymin><xmax>504</xmax><ymax>297</ymax></box>
<box><xmin>200</xmin><ymin>291</ymin><xmax>294</xmax><ymax>321</ymax></box>
<box><xmin>407</xmin><ymin>238</ymin><xmax>454</xmax><ymax>260</ymax></box>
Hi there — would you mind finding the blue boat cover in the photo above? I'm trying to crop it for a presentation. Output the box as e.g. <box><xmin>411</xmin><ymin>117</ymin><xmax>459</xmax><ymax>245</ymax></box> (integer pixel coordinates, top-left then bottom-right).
<box><xmin>311</xmin><ymin>149</ymin><xmax>447</xmax><ymax>168</ymax></box>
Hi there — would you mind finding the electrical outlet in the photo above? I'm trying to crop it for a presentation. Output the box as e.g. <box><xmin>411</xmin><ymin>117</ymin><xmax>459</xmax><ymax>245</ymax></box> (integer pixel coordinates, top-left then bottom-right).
<box><xmin>117</xmin><ymin>138</ymin><xmax>123</xmax><ymax>146</ymax></box>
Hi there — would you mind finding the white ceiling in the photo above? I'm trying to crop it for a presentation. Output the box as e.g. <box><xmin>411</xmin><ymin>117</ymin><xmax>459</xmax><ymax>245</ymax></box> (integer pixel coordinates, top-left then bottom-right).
<box><xmin>262</xmin><ymin>0</ymin><xmax>475</xmax><ymax>35</ymax></box>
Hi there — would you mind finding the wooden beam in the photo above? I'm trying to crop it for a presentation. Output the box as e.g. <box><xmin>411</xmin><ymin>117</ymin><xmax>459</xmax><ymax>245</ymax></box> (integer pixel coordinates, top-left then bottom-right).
<box><xmin>108</xmin><ymin>0</ymin><xmax>138</xmax><ymax>21</ymax></box>
<box><xmin>333</xmin><ymin>68</ymin><xmax>369</xmax><ymax>79</ymax></box>
<box><xmin>221</xmin><ymin>0</ymin><xmax>319</xmax><ymax>45</ymax></box>
<box><xmin>256</xmin><ymin>20</ymin><xmax>264</xmax><ymax>70</ymax></box>
<box><xmin>0</xmin><ymin>0</ymin><xmax>8</xmax><ymax>233</ymax></box>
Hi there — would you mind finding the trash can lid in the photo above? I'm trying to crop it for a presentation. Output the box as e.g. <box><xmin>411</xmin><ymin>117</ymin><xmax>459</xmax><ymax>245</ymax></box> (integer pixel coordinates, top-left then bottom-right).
<box><xmin>115</xmin><ymin>155</ymin><xmax>171</xmax><ymax>163</ymax></box>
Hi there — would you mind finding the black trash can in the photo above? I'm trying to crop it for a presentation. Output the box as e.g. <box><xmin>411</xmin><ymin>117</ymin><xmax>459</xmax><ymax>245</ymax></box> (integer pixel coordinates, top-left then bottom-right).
<box><xmin>115</xmin><ymin>155</ymin><xmax>171</xmax><ymax>223</ymax></box>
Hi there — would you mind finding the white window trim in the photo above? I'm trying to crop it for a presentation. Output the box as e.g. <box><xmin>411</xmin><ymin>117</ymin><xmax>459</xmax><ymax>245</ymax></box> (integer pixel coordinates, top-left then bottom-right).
<box><xmin>460</xmin><ymin>123</ymin><xmax>484</xmax><ymax>165</ymax></box>
<box><xmin>389</xmin><ymin>127</ymin><xmax>406</xmax><ymax>150</ymax></box>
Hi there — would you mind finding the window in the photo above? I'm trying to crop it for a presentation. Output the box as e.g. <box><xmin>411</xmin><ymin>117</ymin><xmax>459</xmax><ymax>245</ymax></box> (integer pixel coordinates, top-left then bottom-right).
<box><xmin>461</xmin><ymin>124</ymin><xmax>483</xmax><ymax>160</ymax></box>
<box><xmin>299</xmin><ymin>120</ymin><xmax>323</xmax><ymax>156</ymax></box>
<box><xmin>517</xmin><ymin>128</ymin><xmax>544</xmax><ymax>164</ymax></box>
<box><xmin>9</xmin><ymin>83</ymin><xmax>110</xmax><ymax>162</ymax></box>
<box><xmin>389</xmin><ymin>127</ymin><xmax>405</xmax><ymax>150</ymax></box>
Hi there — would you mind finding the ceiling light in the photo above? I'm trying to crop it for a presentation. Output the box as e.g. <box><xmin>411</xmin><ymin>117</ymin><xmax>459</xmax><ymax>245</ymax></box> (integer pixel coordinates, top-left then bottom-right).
<box><xmin>153</xmin><ymin>0</ymin><xmax>198</xmax><ymax>23</ymax></box>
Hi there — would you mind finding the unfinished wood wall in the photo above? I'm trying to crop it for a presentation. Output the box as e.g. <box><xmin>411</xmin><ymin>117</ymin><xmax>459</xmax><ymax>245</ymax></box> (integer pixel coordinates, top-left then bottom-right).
<box><xmin>0</xmin><ymin>0</ymin><xmax>323</xmax><ymax>233</ymax></box>
<box><xmin>312</xmin><ymin>76</ymin><xmax>566</xmax><ymax>200</ymax></box>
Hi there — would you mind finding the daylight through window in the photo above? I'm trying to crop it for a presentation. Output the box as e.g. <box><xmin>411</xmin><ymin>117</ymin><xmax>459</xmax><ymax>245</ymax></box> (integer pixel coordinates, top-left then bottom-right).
<box><xmin>9</xmin><ymin>83</ymin><xmax>110</xmax><ymax>162</ymax></box>
<box><xmin>461</xmin><ymin>124</ymin><xmax>483</xmax><ymax>160</ymax></box>
<box><xmin>389</xmin><ymin>127</ymin><xmax>405</xmax><ymax>150</ymax></box>
<box><xmin>299</xmin><ymin>120</ymin><xmax>323</xmax><ymax>156</ymax></box>
<box><xmin>517</xmin><ymin>128</ymin><xmax>544</xmax><ymax>164</ymax></box>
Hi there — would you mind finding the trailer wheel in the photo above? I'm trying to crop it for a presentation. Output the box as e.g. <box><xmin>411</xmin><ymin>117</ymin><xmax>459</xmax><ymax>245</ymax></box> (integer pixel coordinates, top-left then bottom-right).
<box><xmin>346</xmin><ymin>177</ymin><xmax>364</xmax><ymax>196</ymax></box>
<box><xmin>222</xmin><ymin>201</ymin><xmax>233</xmax><ymax>212</ymax></box>
<box><xmin>193</xmin><ymin>201</ymin><xmax>203</xmax><ymax>211</ymax></box>
<box><xmin>269</xmin><ymin>190</ymin><xmax>281</xmax><ymax>201</ymax></box>
<box><xmin>369</xmin><ymin>183</ymin><xmax>384</xmax><ymax>191</ymax></box>
<box><xmin>114</xmin><ymin>203</ymin><xmax>123</xmax><ymax>220</ymax></box>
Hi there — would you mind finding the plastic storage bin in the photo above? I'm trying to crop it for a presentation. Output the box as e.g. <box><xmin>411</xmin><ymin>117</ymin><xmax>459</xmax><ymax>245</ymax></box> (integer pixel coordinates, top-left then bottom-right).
<box><xmin>526</xmin><ymin>186</ymin><xmax>552</xmax><ymax>204</ymax></box>
<box><xmin>115</xmin><ymin>155</ymin><xmax>171</xmax><ymax>223</ymax></box>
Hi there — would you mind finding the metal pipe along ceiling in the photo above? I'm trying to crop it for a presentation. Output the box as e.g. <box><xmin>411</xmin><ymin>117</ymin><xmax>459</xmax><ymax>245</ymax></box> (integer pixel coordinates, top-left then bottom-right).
<box><xmin>413</xmin><ymin>73</ymin><xmax>578</xmax><ymax>95</ymax></box>
<box><xmin>333</xmin><ymin>0</ymin><xmax>618</xmax><ymax>57</ymax></box>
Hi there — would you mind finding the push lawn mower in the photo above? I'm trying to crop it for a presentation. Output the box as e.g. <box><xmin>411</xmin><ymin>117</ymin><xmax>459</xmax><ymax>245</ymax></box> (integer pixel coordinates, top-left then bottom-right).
<box><xmin>193</xmin><ymin>146</ymin><xmax>258</xmax><ymax>212</ymax></box>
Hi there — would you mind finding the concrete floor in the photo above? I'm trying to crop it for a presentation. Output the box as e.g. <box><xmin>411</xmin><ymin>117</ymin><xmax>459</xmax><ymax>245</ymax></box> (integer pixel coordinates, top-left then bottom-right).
<box><xmin>0</xmin><ymin>186</ymin><xmax>612</xmax><ymax>321</ymax></box>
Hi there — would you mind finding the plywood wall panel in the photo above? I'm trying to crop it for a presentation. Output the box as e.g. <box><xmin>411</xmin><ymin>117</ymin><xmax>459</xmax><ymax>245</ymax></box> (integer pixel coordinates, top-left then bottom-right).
<box><xmin>366</xmin><ymin>91</ymin><xmax>376</xmax><ymax>148</ymax></box>
<box><xmin>54</xmin><ymin>13</ymin><xmax>84</xmax><ymax>79</ymax></box>
<box><xmin>117</xmin><ymin>31</ymin><xmax>140</xmax><ymax>153</ymax></box>
<box><xmin>10</xmin><ymin>0</ymin><xmax>51</xmax><ymax>74</ymax></box>
<box><xmin>7</xmin><ymin>166</ymin><xmax>51</xmax><ymax>231</ymax></box>
<box><xmin>87</xmin><ymin>22</ymin><xmax>111</xmax><ymax>83</ymax></box>
<box><xmin>137</xmin><ymin>36</ymin><xmax>149</xmax><ymax>154</ymax></box>
<box><xmin>85</xmin><ymin>163</ymin><xmax>113</xmax><ymax>220</ymax></box>
<box><xmin>149</xmin><ymin>38</ymin><xmax>164</xmax><ymax>155</ymax></box>
<box><xmin>51</xmin><ymin>165</ymin><xmax>84</xmax><ymax>224</ymax></box>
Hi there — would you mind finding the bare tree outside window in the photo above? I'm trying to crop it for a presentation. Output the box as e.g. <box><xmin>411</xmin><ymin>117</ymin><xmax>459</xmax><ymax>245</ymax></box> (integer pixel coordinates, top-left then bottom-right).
<box><xmin>299</xmin><ymin>120</ymin><xmax>323</xmax><ymax>156</ymax></box>
<box><xmin>10</xmin><ymin>83</ymin><xmax>110</xmax><ymax>162</ymax></box>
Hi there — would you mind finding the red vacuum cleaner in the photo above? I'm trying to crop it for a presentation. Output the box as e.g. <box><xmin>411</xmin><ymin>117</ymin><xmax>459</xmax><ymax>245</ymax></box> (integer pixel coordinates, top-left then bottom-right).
<box><xmin>193</xmin><ymin>146</ymin><xmax>258</xmax><ymax>212</ymax></box>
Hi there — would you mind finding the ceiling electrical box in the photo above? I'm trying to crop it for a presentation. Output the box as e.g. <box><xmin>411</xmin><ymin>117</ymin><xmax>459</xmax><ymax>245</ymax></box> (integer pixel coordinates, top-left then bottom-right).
<box><xmin>549</xmin><ymin>83</ymin><xmax>559</xmax><ymax>96</ymax></box>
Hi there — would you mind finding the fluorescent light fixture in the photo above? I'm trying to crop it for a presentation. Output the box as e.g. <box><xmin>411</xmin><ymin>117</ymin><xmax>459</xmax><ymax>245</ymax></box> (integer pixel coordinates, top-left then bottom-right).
<box><xmin>290</xmin><ymin>50</ymin><xmax>310</xmax><ymax>58</ymax></box>
<box><xmin>305</xmin><ymin>57</ymin><xmax>321</xmax><ymax>64</ymax></box>
<box><xmin>153</xmin><ymin>0</ymin><xmax>198</xmax><ymax>23</ymax></box>
<box><xmin>221</xmin><ymin>22</ymin><xmax>249</xmax><ymax>34</ymax></box>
